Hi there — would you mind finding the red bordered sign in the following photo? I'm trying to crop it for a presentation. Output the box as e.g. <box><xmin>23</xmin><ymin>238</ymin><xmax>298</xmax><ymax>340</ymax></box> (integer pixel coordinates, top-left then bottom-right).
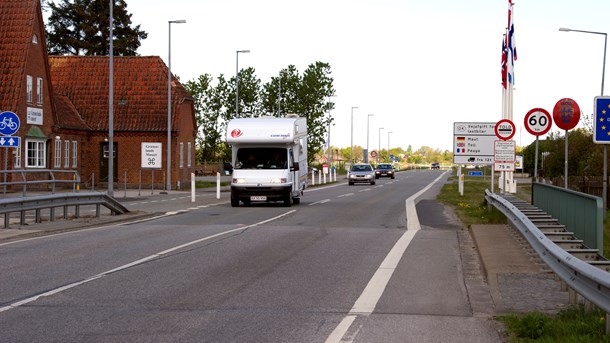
<box><xmin>495</xmin><ymin>119</ymin><xmax>516</xmax><ymax>141</ymax></box>
<box><xmin>524</xmin><ymin>108</ymin><xmax>552</xmax><ymax>136</ymax></box>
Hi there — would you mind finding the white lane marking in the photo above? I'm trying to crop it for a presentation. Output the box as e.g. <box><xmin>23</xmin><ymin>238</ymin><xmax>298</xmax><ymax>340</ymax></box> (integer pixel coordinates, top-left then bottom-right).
<box><xmin>309</xmin><ymin>199</ymin><xmax>331</xmax><ymax>206</ymax></box>
<box><xmin>338</xmin><ymin>193</ymin><xmax>354</xmax><ymax>198</ymax></box>
<box><xmin>358</xmin><ymin>188</ymin><xmax>372</xmax><ymax>192</ymax></box>
<box><xmin>0</xmin><ymin>210</ymin><xmax>296</xmax><ymax>313</ymax></box>
<box><xmin>325</xmin><ymin>171</ymin><xmax>448</xmax><ymax>343</ymax></box>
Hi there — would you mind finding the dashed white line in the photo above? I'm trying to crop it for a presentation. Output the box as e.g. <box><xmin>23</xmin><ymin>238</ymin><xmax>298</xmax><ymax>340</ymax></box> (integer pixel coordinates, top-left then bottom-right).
<box><xmin>309</xmin><ymin>199</ymin><xmax>331</xmax><ymax>206</ymax></box>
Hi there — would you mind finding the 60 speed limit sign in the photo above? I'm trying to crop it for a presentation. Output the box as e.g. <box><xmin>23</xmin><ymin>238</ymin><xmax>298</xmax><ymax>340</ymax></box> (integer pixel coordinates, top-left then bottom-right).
<box><xmin>524</xmin><ymin>108</ymin><xmax>552</xmax><ymax>136</ymax></box>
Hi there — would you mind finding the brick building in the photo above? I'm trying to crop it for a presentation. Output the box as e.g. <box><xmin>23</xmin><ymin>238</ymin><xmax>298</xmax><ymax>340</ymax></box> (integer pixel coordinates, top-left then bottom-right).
<box><xmin>0</xmin><ymin>0</ymin><xmax>197</xmax><ymax>191</ymax></box>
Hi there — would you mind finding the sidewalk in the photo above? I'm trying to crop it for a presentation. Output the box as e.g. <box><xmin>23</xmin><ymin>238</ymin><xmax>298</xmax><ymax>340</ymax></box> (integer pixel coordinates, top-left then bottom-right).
<box><xmin>471</xmin><ymin>223</ymin><xmax>569</xmax><ymax>314</ymax></box>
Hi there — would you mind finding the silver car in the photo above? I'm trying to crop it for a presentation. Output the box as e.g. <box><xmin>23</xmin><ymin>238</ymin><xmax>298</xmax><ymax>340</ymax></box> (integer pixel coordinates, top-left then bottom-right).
<box><xmin>348</xmin><ymin>164</ymin><xmax>375</xmax><ymax>186</ymax></box>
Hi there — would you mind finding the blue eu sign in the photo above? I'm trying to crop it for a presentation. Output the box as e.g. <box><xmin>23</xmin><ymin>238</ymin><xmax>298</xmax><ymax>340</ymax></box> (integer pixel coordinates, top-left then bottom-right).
<box><xmin>0</xmin><ymin>111</ymin><xmax>20</xmax><ymax>136</ymax></box>
<box><xmin>594</xmin><ymin>97</ymin><xmax>610</xmax><ymax>143</ymax></box>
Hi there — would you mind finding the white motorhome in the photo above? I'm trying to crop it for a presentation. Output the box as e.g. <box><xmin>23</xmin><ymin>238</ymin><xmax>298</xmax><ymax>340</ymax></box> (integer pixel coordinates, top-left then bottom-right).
<box><xmin>226</xmin><ymin>115</ymin><xmax>308</xmax><ymax>207</ymax></box>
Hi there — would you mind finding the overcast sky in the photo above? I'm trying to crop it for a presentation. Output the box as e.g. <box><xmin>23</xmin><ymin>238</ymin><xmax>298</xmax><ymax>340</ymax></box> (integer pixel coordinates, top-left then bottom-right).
<box><xmin>125</xmin><ymin>0</ymin><xmax>610</xmax><ymax>152</ymax></box>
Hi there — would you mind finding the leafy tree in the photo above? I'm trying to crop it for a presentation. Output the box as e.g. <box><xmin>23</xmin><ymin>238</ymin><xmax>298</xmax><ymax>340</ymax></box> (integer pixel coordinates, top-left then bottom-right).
<box><xmin>228</xmin><ymin>67</ymin><xmax>261</xmax><ymax>118</ymax></box>
<box><xmin>45</xmin><ymin>0</ymin><xmax>147</xmax><ymax>56</ymax></box>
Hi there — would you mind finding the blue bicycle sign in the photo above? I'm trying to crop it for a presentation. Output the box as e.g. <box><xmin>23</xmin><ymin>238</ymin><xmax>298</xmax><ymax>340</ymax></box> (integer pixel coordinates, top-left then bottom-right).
<box><xmin>0</xmin><ymin>111</ymin><xmax>20</xmax><ymax>136</ymax></box>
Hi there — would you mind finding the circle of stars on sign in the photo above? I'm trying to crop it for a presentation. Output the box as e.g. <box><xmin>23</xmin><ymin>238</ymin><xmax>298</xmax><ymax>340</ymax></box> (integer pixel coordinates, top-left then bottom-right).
<box><xmin>601</xmin><ymin>104</ymin><xmax>610</xmax><ymax>136</ymax></box>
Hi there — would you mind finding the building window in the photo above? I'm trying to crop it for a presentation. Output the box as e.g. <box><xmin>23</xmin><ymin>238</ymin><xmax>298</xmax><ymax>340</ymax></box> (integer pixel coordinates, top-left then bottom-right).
<box><xmin>179</xmin><ymin>142</ymin><xmax>184</xmax><ymax>168</ymax></box>
<box><xmin>26</xmin><ymin>75</ymin><xmax>33</xmax><ymax>103</ymax></box>
<box><xmin>64</xmin><ymin>140</ymin><xmax>70</xmax><ymax>168</ymax></box>
<box><xmin>26</xmin><ymin>139</ymin><xmax>46</xmax><ymax>168</ymax></box>
<box><xmin>36</xmin><ymin>77</ymin><xmax>43</xmax><ymax>105</ymax></box>
<box><xmin>187</xmin><ymin>142</ymin><xmax>192</xmax><ymax>167</ymax></box>
<box><xmin>14</xmin><ymin>147</ymin><xmax>21</xmax><ymax>168</ymax></box>
<box><xmin>54</xmin><ymin>139</ymin><xmax>61</xmax><ymax>168</ymax></box>
<box><xmin>72</xmin><ymin>141</ymin><xmax>78</xmax><ymax>168</ymax></box>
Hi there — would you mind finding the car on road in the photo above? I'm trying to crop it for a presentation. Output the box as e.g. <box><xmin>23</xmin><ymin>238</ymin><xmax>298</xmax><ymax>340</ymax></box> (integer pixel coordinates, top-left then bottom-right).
<box><xmin>374</xmin><ymin>163</ymin><xmax>395</xmax><ymax>179</ymax></box>
<box><xmin>348</xmin><ymin>163</ymin><xmax>375</xmax><ymax>185</ymax></box>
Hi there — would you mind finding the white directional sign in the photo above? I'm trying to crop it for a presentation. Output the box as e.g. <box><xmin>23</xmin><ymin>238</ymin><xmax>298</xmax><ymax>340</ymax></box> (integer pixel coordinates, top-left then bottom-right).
<box><xmin>0</xmin><ymin>136</ymin><xmax>20</xmax><ymax>147</ymax></box>
<box><xmin>494</xmin><ymin>140</ymin><xmax>515</xmax><ymax>171</ymax></box>
<box><xmin>141</xmin><ymin>142</ymin><xmax>162</xmax><ymax>169</ymax></box>
<box><xmin>453</xmin><ymin>122</ymin><xmax>496</xmax><ymax>164</ymax></box>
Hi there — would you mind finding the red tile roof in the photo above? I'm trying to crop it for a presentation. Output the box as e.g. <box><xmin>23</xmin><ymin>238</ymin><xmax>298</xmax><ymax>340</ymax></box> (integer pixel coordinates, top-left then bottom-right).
<box><xmin>49</xmin><ymin>56</ymin><xmax>191</xmax><ymax>132</ymax></box>
<box><xmin>0</xmin><ymin>0</ymin><xmax>37</xmax><ymax>112</ymax></box>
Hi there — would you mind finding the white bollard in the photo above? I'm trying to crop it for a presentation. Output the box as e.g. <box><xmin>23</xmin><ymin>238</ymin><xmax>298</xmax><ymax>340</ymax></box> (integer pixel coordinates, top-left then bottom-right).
<box><xmin>318</xmin><ymin>171</ymin><xmax>321</xmax><ymax>184</ymax></box>
<box><xmin>191</xmin><ymin>173</ymin><xmax>196</xmax><ymax>202</ymax></box>
<box><xmin>323</xmin><ymin>172</ymin><xmax>326</xmax><ymax>184</ymax></box>
<box><xmin>311</xmin><ymin>170</ymin><xmax>315</xmax><ymax>185</ymax></box>
<box><xmin>216</xmin><ymin>172</ymin><xmax>220</xmax><ymax>199</ymax></box>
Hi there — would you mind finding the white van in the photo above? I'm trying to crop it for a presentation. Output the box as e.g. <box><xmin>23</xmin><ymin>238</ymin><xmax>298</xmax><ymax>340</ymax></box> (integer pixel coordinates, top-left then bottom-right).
<box><xmin>226</xmin><ymin>115</ymin><xmax>308</xmax><ymax>207</ymax></box>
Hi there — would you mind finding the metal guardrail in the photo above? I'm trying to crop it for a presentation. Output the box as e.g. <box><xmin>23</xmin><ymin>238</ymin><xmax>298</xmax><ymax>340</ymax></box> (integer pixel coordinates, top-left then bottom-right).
<box><xmin>485</xmin><ymin>190</ymin><xmax>610</xmax><ymax>318</ymax></box>
<box><xmin>0</xmin><ymin>192</ymin><xmax>129</xmax><ymax>228</ymax></box>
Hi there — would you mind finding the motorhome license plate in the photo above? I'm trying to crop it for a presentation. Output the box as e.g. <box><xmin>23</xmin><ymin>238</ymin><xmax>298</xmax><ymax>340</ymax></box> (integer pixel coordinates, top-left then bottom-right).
<box><xmin>251</xmin><ymin>196</ymin><xmax>266</xmax><ymax>201</ymax></box>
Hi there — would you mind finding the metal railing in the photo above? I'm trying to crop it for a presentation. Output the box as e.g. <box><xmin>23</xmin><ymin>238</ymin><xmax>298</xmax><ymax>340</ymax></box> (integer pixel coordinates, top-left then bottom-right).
<box><xmin>485</xmin><ymin>189</ymin><xmax>610</xmax><ymax>328</ymax></box>
<box><xmin>0</xmin><ymin>169</ymin><xmax>80</xmax><ymax>197</ymax></box>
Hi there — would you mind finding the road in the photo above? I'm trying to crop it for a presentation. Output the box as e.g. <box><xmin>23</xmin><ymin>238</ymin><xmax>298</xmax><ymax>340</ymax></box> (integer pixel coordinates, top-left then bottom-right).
<box><xmin>0</xmin><ymin>170</ymin><xmax>502</xmax><ymax>342</ymax></box>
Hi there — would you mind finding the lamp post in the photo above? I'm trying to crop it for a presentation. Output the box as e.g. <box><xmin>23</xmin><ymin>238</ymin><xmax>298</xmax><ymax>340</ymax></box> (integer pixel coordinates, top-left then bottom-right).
<box><xmin>350</xmin><ymin>106</ymin><xmax>358</xmax><ymax>165</ymax></box>
<box><xmin>108</xmin><ymin>0</ymin><xmax>114</xmax><ymax>197</ymax></box>
<box><xmin>387</xmin><ymin>131</ymin><xmax>393</xmax><ymax>162</ymax></box>
<box><xmin>559</xmin><ymin>27</ymin><xmax>607</xmax><ymax>210</ymax></box>
<box><xmin>166</xmin><ymin>19</ymin><xmax>186</xmax><ymax>193</ymax></box>
<box><xmin>366</xmin><ymin>114</ymin><xmax>374</xmax><ymax>163</ymax></box>
<box><xmin>235</xmin><ymin>50</ymin><xmax>250</xmax><ymax>117</ymax></box>
<box><xmin>378</xmin><ymin>127</ymin><xmax>384</xmax><ymax>164</ymax></box>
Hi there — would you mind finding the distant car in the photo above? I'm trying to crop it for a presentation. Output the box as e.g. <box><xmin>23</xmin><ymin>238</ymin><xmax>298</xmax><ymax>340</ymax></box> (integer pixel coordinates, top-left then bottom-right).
<box><xmin>431</xmin><ymin>162</ymin><xmax>440</xmax><ymax>170</ymax></box>
<box><xmin>348</xmin><ymin>164</ymin><xmax>375</xmax><ymax>185</ymax></box>
<box><xmin>374</xmin><ymin>163</ymin><xmax>395</xmax><ymax>179</ymax></box>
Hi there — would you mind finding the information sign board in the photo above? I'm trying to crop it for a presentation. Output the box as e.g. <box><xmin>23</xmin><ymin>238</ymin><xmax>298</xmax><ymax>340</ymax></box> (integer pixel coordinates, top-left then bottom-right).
<box><xmin>141</xmin><ymin>142</ymin><xmax>162</xmax><ymax>169</ymax></box>
<box><xmin>494</xmin><ymin>140</ymin><xmax>515</xmax><ymax>172</ymax></box>
<box><xmin>453</xmin><ymin>122</ymin><xmax>495</xmax><ymax>164</ymax></box>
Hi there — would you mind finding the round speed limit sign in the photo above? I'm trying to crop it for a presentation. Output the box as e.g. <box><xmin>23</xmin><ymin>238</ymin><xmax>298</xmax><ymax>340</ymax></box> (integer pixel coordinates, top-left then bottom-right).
<box><xmin>524</xmin><ymin>108</ymin><xmax>552</xmax><ymax>136</ymax></box>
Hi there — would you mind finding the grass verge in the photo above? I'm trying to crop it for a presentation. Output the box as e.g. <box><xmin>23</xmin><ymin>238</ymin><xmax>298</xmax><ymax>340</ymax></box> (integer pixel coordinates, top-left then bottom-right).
<box><xmin>436</xmin><ymin>171</ymin><xmax>609</xmax><ymax>342</ymax></box>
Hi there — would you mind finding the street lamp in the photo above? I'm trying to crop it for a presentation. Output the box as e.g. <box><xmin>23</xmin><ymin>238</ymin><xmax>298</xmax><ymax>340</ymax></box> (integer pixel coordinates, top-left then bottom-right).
<box><xmin>366</xmin><ymin>114</ymin><xmax>374</xmax><ymax>163</ymax></box>
<box><xmin>387</xmin><ymin>131</ymin><xmax>393</xmax><ymax>162</ymax></box>
<box><xmin>559</xmin><ymin>27</ymin><xmax>607</xmax><ymax>209</ymax></box>
<box><xmin>166</xmin><ymin>19</ymin><xmax>186</xmax><ymax>192</ymax></box>
<box><xmin>350</xmin><ymin>106</ymin><xmax>358</xmax><ymax>165</ymax></box>
<box><xmin>235</xmin><ymin>50</ymin><xmax>250</xmax><ymax>117</ymax></box>
<box><xmin>378</xmin><ymin>127</ymin><xmax>384</xmax><ymax>164</ymax></box>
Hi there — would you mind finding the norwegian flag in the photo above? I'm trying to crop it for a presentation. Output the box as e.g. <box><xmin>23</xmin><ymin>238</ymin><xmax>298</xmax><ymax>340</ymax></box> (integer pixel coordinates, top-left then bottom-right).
<box><xmin>506</xmin><ymin>0</ymin><xmax>517</xmax><ymax>85</ymax></box>
<box><xmin>501</xmin><ymin>35</ymin><xmax>507</xmax><ymax>89</ymax></box>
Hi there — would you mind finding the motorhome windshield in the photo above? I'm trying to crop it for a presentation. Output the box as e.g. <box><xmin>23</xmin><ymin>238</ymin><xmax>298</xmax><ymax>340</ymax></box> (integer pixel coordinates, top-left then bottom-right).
<box><xmin>235</xmin><ymin>147</ymin><xmax>287</xmax><ymax>169</ymax></box>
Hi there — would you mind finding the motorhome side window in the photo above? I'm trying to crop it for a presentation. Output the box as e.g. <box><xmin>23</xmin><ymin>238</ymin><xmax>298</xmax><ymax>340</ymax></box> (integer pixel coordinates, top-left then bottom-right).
<box><xmin>299</xmin><ymin>139</ymin><xmax>304</xmax><ymax>155</ymax></box>
<box><xmin>235</xmin><ymin>147</ymin><xmax>287</xmax><ymax>169</ymax></box>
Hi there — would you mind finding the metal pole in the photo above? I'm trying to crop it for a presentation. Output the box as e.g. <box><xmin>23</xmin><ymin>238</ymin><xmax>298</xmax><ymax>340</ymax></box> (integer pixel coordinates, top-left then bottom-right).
<box><xmin>387</xmin><ymin>131</ymin><xmax>393</xmax><ymax>162</ymax></box>
<box><xmin>367</xmin><ymin>114</ymin><xmax>373</xmax><ymax>163</ymax></box>
<box><xmin>378</xmin><ymin>127</ymin><xmax>384</xmax><ymax>164</ymax></box>
<box><xmin>565</xmin><ymin>129</ymin><xmax>568</xmax><ymax>189</ymax></box>
<box><xmin>108</xmin><ymin>0</ymin><xmax>114</xmax><ymax>197</ymax></box>
<box><xmin>235</xmin><ymin>50</ymin><xmax>250</xmax><ymax>118</ymax></box>
<box><xmin>350</xmin><ymin>106</ymin><xmax>357</xmax><ymax>165</ymax></box>
<box><xmin>166</xmin><ymin>21</ymin><xmax>171</xmax><ymax>192</ymax></box>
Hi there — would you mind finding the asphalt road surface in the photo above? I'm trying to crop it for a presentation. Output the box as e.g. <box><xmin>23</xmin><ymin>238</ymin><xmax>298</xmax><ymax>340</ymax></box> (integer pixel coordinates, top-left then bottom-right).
<box><xmin>0</xmin><ymin>170</ymin><xmax>502</xmax><ymax>342</ymax></box>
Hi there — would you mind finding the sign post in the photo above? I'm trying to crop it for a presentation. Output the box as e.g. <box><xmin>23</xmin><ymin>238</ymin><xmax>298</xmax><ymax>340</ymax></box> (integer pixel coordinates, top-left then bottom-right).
<box><xmin>553</xmin><ymin>98</ymin><xmax>581</xmax><ymax>189</ymax></box>
<box><xmin>524</xmin><ymin>108</ymin><xmax>552</xmax><ymax>182</ymax></box>
<box><xmin>494</xmin><ymin>119</ymin><xmax>516</xmax><ymax>193</ymax></box>
<box><xmin>0</xmin><ymin>111</ymin><xmax>21</xmax><ymax>196</ymax></box>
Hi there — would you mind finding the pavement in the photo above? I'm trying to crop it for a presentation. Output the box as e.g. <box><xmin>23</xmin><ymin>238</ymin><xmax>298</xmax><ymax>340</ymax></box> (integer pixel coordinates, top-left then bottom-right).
<box><xmin>0</xmin><ymin>176</ymin><xmax>569</xmax><ymax>317</ymax></box>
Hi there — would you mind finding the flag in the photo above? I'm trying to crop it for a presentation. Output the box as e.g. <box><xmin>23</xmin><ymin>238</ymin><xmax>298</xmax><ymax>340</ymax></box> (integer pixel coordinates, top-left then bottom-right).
<box><xmin>506</xmin><ymin>0</ymin><xmax>517</xmax><ymax>85</ymax></box>
<box><xmin>501</xmin><ymin>35</ymin><xmax>507</xmax><ymax>89</ymax></box>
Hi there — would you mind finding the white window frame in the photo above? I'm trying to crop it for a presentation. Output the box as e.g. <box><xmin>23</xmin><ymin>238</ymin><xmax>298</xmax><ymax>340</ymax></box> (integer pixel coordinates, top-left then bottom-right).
<box><xmin>36</xmin><ymin>77</ymin><xmax>43</xmax><ymax>105</ymax></box>
<box><xmin>26</xmin><ymin>139</ymin><xmax>46</xmax><ymax>168</ymax></box>
<box><xmin>187</xmin><ymin>142</ymin><xmax>192</xmax><ymax>167</ymax></box>
<box><xmin>72</xmin><ymin>141</ymin><xmax>78</xmax><ymax>168</ymax></box>
<box><xmin>26</xmin><ymin>75</ymin><xmax>33</xmax><ymax>103</ymax></box>
<box><xmin>179</xmin><ymin>142</ymin><xmax>184</xmax><ymax>168</ymax></box>
<box><xmin>64</xmin><ymin>140</ymin><xmax>70</xmax><ymax>168</ymax></box>
<box><xmin>14</xmin><ymin>147</ymin><xmax>21</xmax><ymax>168</ymax></box>
<box><xmin>54</xmin><ymin>139</ymin><xmax>61</xmax><ymax>168</ymax></box>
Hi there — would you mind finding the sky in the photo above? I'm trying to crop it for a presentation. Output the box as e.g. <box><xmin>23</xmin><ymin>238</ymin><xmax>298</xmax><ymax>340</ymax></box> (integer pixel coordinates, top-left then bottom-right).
<box><xmin>120</xmin><ymin>0</ymin><xmax>610</xmax><ymax>153</ymax></box>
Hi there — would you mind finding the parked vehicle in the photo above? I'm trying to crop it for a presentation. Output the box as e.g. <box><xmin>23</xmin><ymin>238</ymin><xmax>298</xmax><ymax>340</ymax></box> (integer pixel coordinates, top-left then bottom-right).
<box><xmin>348</xmin><ymin>164</ymin><xmax>376</xmax><ymax>185</ymax></box>
<box><xmin>226</xmin><ymin>114</ymin><xmax>308</xmax><ymax>207</ymax></box>
<box><xmin>374</xmin><ymin>163</ymin><xmax>395</xmax><ymax>179</ymax></box>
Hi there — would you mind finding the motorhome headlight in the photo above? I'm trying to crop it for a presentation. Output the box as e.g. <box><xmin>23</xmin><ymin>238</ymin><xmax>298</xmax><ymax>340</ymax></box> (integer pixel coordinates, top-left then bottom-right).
<box><xmin>270</xmin><ymin>178</ymin><xmax>287</xmax><ymax>183</ymax></box>
<box><xmin>233</xmin><ymin>178</ymin><xmax>247</xmax><ymax>184</ymax></box>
